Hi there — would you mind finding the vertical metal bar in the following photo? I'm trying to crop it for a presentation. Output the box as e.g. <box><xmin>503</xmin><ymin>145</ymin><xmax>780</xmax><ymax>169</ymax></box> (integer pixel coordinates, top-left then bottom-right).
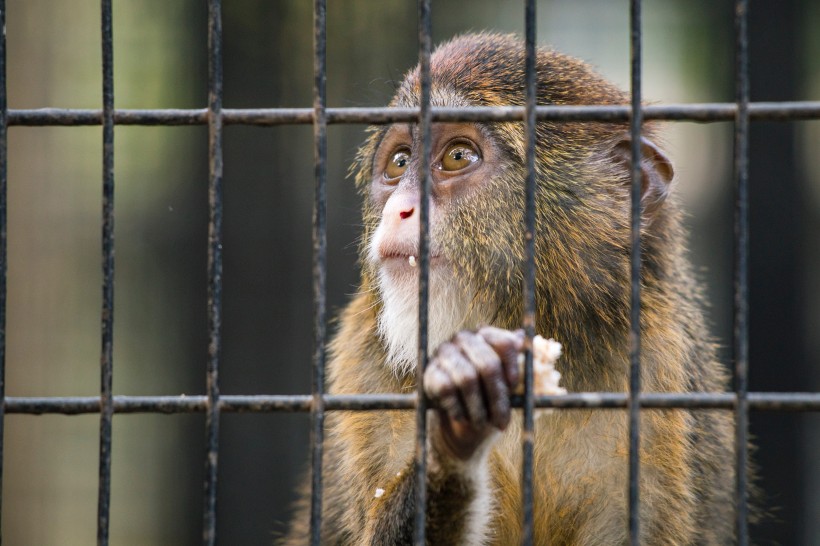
<box><xmin>521</xmin><ymin>0</ymin><xmax>537</xmax><ymax>544</ymax></box>
<box><xmin>0</xmin><ymin>0</ymin><xmax>7</xmax><ymax>542</ymax></box>
<box><xmin>414</xmin><ymin>0</ymin><xmax>432</xmax><ymax>544</ymax></box>
<box><xmin>97</xmin><ymin>0</ymin><xmax>115</xmax><ymax>544</ymax></box>
<box><xmin>733</xmin><ymin>0</ymin><xmax>750</xmax><ymax>544</ymax></box>
<box><xmin>203</xmin><ymin>0</ymin><xmax>223</xmax><ymax>544</ymax></box>
<box><xmin>308</xmin><ymin>0</ymin><xmax>328</xmax><ymax>543</ymax></box>
<box><xmin>627</xmin><ymin>0</ymin><xmax>643</xmax><ymax>544</ymax></box>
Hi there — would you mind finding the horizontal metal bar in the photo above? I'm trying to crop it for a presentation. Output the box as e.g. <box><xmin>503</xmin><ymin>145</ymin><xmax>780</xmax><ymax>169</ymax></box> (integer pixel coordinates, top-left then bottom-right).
<box><xmin>5</xmin><ymin>392</ymin><xmax>820</xmax><ymax>415</ymax></box>
<box><xmin>9</xmin><ymin>108</ymin><xmax>209</xmax><ymax>126</ymax></box>
<box><xmin>7</xmin><ymin>101</ymin><xmax>820</xmax><ymax>127</ymax></box>
<box><xmin>5</xmin><ymin>395</ymin><xmax>208</xmax><ymax>414</ymax></box>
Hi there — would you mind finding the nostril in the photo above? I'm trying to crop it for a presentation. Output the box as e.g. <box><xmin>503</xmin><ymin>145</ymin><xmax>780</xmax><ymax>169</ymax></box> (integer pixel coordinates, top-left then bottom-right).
<box><xmin>399</xmin><ymin>207</ymin><xmax>414</xmax><ymax>220</ymax></box>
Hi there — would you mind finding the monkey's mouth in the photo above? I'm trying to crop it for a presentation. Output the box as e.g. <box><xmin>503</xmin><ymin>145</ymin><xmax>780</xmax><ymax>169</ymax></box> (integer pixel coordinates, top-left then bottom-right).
<box><xmin>373</xmin><ymin>237</ymin><xmax>446</xmax><ymax>273</ymax></box>
<box><xmin>379</xmin><ymin>252</ymin><xmax>445</xmax><ymax>271</ymax></box>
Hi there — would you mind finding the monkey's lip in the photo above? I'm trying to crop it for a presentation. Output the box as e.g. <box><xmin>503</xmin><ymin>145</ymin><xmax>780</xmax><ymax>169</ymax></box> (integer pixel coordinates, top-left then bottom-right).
<box><xmin>379</xmin><ymin>252</ymin><xmax>444</xmax><ymax>268</ymax></box>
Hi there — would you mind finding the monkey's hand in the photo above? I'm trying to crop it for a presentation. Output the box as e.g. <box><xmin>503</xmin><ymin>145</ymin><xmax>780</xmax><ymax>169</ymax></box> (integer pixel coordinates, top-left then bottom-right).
<box><xmin>424</xmin><ymin>327</ymin><xmax>524</xmax><ymax>462</ymax></box>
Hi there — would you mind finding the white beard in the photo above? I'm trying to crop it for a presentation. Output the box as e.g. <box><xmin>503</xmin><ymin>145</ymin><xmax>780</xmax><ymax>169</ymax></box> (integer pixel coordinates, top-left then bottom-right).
<box><xmin>376</xmin><ymin>266</ymin><xmax>492</xmax><ymax>378</ymax></box>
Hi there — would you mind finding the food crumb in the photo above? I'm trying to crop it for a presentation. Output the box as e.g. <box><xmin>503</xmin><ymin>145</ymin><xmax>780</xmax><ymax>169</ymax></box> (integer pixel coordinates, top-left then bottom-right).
<box><xmin>374</xmin><ymin>488</ymin><xmax>385</xmax><ymax>498</ymax></box>
<box><xmin>515</xmin><ymin>335</ymin><xmax>567</xmax><ymax>415</ymax></box>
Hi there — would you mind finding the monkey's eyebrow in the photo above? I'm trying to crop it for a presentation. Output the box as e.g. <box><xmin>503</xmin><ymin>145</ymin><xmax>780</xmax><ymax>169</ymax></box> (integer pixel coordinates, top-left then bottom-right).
<box><xmin>370</xmin><ymin>126</ymin><xmax>389</xmax><ymax>153</ymax></box>
<box><xmin>408</xmin><ymin>122</ymin><xmax>489</xmax><ymax>142</ymax></box>
<box><xmin>376</xmin><ymin>124</ymin><xmax>412</xmax><ymax>151</ymax></box>
<box><xmin>395</xmin><ymin>123</ymin><xmax>413</xmax><ymax>142</ymax></box>
<box><xmin>373</xmin><ymin>123</ymin><xmax>412</xmax><ymax>152</ymax></box>
<box><xmin>475</xmin><ymin>123</ymin><xmax>495</xmax><ymax>142</ymax></box>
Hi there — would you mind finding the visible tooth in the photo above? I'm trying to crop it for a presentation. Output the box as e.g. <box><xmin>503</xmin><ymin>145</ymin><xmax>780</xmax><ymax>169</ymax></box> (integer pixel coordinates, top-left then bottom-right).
<box><xmin>408</xmin><ymin>255</ymin><xmax>417</xmax><ymax>267</ymax></box>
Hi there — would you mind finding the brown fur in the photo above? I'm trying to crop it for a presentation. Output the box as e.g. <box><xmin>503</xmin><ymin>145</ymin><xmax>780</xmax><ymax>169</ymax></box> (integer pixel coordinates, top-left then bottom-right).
<box><xmin>284</xmin><ymin>32</ymin><xmax>736</xmax><ymax>545</ymax></box>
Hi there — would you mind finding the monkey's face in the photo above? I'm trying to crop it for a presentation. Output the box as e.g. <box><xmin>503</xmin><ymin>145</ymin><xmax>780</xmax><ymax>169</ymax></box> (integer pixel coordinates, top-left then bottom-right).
<box><xmin>367</xmin><ymin>121</ymin><xmax>505</xmax><ymax>275</ymax></box>
<box><xmin>364</xmin><ymin>121</ymin><xmax>509</xmax><ymax>374</ymax></box>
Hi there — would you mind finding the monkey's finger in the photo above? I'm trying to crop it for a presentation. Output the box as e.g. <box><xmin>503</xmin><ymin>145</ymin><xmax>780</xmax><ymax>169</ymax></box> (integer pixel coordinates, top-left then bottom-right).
<box><xmin>424</xmin><ymin>363</ymin><xmax>466</xmax><ymax>423</ymax></box>
<box><xmin>454</xmin><ymin>331</ymin><xmax>511</xmax><ymax>430</ymax></box>
<box><xmin>438</xmin><ymin>343</ymin><xmax>488</xmax><ymax>428</ymax></box>
<box><xmin>477</xmin><ymin>326</ymin><xmax>525</xmax><ymax>388</ymax></box>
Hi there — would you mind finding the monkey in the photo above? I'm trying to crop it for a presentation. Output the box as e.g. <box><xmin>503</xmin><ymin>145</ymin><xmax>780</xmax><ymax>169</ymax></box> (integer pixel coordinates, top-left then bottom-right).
<box><xmin>283</xmin><ymin>32</ymin><xmax>737</xmax><ymax>545</ymax></box>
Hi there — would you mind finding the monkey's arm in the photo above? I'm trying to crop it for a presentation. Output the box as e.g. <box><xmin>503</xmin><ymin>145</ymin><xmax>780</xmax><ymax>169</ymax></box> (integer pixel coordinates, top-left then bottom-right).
<box><xmin>362</xmin><ymin>327</ymin><xmax>523</xmax><ymax>545</ymax></box>
<box><xmin>362</xmin><ymin>420</ymin><xmax>495</xmax><ymax>546</ymax></box>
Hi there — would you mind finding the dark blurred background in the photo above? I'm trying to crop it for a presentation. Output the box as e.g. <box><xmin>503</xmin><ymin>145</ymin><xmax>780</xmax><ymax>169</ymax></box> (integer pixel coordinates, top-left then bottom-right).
<box><xmin>3</xmin><ymin>0</ymin><xmax>819</xmax><ymax>544</ymax></box>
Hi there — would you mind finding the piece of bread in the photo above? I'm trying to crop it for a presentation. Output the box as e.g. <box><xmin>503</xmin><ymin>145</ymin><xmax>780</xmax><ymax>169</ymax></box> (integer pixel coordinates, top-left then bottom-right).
<box><xmin>515</xmin><ymin>335</ymin><xmax>566</xmax><ymax>400</ymax></box>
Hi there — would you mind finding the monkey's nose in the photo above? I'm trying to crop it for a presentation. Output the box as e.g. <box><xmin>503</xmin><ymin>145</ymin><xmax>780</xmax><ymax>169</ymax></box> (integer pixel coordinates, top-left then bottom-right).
<box><xmin>399</xmin><ymin>207</ymin><xmax>414</xmax><ymax>220</ymax></box>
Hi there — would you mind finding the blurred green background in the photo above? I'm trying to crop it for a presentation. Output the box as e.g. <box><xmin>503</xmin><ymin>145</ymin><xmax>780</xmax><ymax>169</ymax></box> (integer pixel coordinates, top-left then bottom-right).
<box><xmin>3</xmin><ymin>0</ymin><xmax>819</xmax><ymax>544</ymax></box>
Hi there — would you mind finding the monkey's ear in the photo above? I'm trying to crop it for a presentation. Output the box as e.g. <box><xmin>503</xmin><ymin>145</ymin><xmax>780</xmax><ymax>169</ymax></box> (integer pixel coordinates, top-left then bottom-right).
<box><xmin>610</xmin><ymin>136</ymin><xmax>675</xmax><ymax>219</ymax></box>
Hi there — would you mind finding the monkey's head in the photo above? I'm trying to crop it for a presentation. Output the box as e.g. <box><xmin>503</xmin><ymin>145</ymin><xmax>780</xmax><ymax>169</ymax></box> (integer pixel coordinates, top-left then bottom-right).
<box><xmin>355</xmin><ymin>33</ymin><xmax>676</xmax><ymax>379</ymax></box>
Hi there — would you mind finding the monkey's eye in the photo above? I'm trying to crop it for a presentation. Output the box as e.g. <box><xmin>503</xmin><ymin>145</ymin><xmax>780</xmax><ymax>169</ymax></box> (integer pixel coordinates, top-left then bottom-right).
<box><xmin>439</xmin><ymin>143</ymin><xmax>480</xmax><ymax>172</ymax></box>
<box><xmin>384</xmin><ymin>149</ymin><xmax>410</xmax><ymax>181</ymax></box>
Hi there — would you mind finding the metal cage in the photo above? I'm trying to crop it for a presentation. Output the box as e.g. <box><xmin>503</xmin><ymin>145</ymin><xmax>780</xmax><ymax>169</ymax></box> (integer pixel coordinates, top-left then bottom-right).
<box><xmin>1</xmin><ymin>1</ymin><xmax>820</xmax><ymax>545</ymax></box>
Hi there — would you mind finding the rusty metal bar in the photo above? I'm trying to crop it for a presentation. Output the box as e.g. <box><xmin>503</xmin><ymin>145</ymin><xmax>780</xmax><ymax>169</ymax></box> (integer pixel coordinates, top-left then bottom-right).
<box><xmin>6</xmin><ymin>392</ymin><xmax>820</xmax><ymax>415</ymax></box>
<box><xmin>97</xmin><ymin>0</ymin><xmax>115</xmax><ymax>544</ymax></box>
<box><xmin>6</xmin><ymin>102</ymin><xmax>820</xmax><ymax>127</ymax></box>
<box><xmin>203</xmin><ymin>0</ymin><xmax>224</xmax><ymax>544</ymax></box>
<box><xmin>413</xmin><ymin>0</ymin><xmax>432</xmax><ymax>544</ymax></box>
<box><xmin>733</xmin><ymin>0</ymin><xmax>751</xmax><ymax>543</ymax></box>
<box><xmin>521</xmin><ymin>0</ymin><xmax>538</xmax><ymax>543</ymax></box>
<box><xmin>628</xmin><ymin>0</ymin><xmax>643</xmax><ymax>543</ymax></box>
<box><xmin>309</xmin><ymin>0</ymin><xmax>328</xmax><ymax>543</ymax></box>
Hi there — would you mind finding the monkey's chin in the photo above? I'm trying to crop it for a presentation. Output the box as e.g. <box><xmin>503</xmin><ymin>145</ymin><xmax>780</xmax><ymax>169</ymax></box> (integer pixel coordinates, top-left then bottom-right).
<box><xmin>375</xmin><ymin>265</ymin><xmax>492</xmax><ymax>378</ymax></box>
